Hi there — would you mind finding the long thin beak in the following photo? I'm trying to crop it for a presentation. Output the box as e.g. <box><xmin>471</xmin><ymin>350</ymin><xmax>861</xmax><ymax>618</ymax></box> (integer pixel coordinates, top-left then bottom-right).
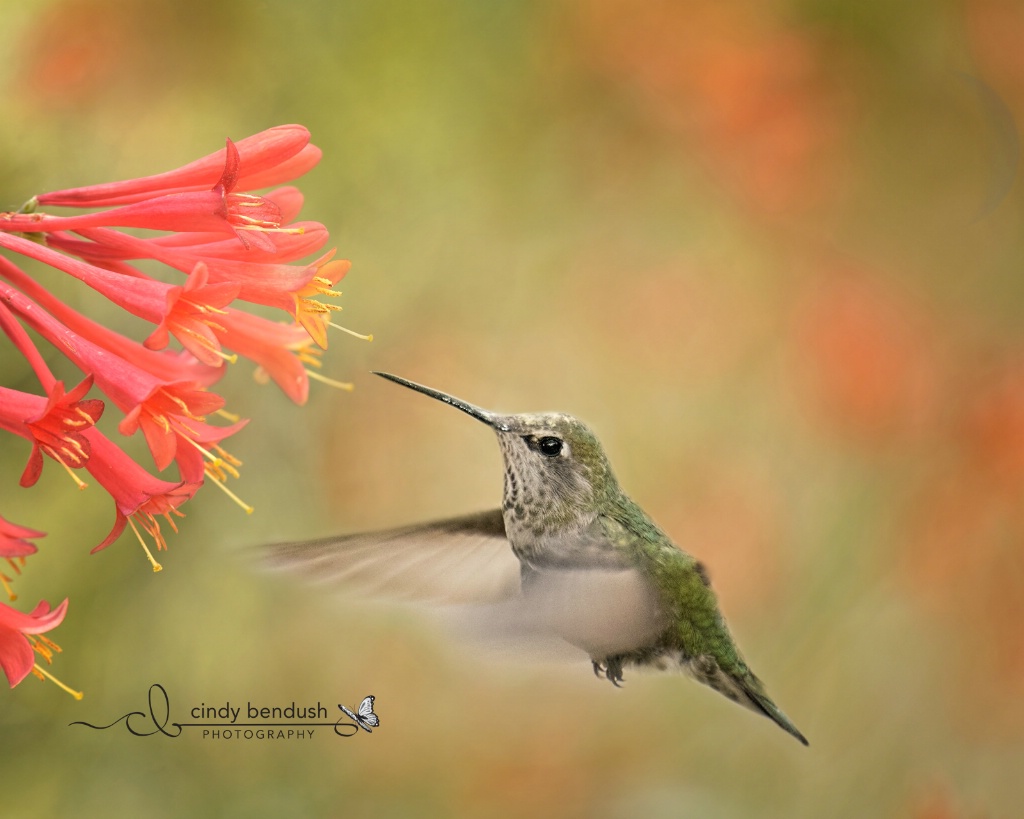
<box><xmin>373</xmin><ymin>372</ymin><xmax>498</xmax><ymax>428</ymax></box>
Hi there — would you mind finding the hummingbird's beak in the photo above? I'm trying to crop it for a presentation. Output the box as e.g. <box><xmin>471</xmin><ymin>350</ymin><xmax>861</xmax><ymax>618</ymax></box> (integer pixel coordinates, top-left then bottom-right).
<box><xmin>373</xmin><ymin>372</ymin><xmax>500</xmax><ymax>429</ymax></box>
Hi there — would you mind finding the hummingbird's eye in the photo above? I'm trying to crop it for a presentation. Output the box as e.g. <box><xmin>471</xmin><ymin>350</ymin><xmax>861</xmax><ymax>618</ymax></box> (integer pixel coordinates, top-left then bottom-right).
<box><xmin>538</xmin><ymin>436</ymin><xmax>563</xmax><ymax>457</ymax></box>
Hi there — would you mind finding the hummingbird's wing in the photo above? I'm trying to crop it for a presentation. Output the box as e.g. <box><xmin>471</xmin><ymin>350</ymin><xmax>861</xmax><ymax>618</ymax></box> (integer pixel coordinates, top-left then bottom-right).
<box><xmin>260</xmin><ymin>509</ymin><xmax>522</xmax><ymax>604</ymax></box>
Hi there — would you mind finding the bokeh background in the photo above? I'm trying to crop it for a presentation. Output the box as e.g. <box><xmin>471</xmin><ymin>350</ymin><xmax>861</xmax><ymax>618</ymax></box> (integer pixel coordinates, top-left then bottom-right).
<box><xmin>2</xmin><ymin>1</ymin><xmax>1023</xmax><ymax>816</ymax></box>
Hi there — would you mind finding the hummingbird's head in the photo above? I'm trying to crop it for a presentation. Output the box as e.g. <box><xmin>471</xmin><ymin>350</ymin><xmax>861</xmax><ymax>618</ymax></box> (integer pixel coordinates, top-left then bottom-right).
<box><xmin>489</xmin><ymin>411</ymin><xmax>617</xmax><ymax>510</ymax></box>
<box><xmin>373</xmin><ymin>373</ymin><xmax>619</xmax><ymax>526</ymax></box>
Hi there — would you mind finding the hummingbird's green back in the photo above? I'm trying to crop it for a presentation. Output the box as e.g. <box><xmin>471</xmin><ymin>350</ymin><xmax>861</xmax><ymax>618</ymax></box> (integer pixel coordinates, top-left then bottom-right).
<box><xmin>600</xmin><ymin>494</ymin><xmax>808</xmax><ymax>745</ymax></box>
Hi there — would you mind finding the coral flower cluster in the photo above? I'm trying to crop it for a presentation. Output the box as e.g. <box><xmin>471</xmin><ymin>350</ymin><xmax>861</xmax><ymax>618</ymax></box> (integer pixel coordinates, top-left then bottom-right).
<box><xmin>0</xmin><ymin>125</ymin><xmax>367</xmax><ymax>695</ymax></box>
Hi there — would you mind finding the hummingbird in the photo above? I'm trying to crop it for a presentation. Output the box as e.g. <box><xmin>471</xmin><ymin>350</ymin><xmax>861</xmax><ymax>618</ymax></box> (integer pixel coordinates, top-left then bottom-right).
<box><xmin>264</xmin><ymin>372</ymin><xmax>808</xmax><ymax>746</ymax></box>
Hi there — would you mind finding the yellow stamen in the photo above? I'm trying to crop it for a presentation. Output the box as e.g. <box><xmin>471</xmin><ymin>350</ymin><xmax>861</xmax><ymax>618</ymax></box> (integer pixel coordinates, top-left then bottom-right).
<box><xmin>48</xmin><ymin>451</ymin><xmax>88</xmax><ymax>490</ymax></box>
<box><xmin>61</xmin><ymin>436</ymin><xmax>89</xmax><ymax>460</ymax></box>
<box><xmin>235</xmin><ymin>223</ymin><xmax>306</xmax><ymax>235</ymax></box>
<box><xmin>127</xmin><ymin>516</ymin><xmax>163</xmax><ymax>572</ymax></box>
<box><xmin>178</xmin><ymin>313</ymin><xmax>227</xmax><ymax>333</ymax></box>
<box><xmin>215</xmin><ymin>408</ymin><xmax>241</xmax><ymax>423</ymax></box>
<box><xmin>30</xmin><ymin>635</ymin><xmax>53</xmax><ymax>663</ymax></box>
<box><xmin>68</xmin><ymin>408</ymin><xmax>95</xmax><ymax>427</ymax></box>
<box><xmin>310</xmin><ymin>278</ymin><xmax>343</xmax><ymax>298</ymax></box>
<box><xmin>293</xmin><ymin>342</ymin><xmax>323</xmax><ymax>368</ymax></box>
<box><xmin>162</xmin><ymin>518</ymin><xmax>179</xmax><ymax>537</ymax></box>
<box><xmin>31</xmin><ymin>662</ymin><xmax>83</xmax><ymax>700</ymax></box>
<box><xmin>204</xmin><ymin>472</ymin><xmax>254</xmax><ymax>514</ymax></box>
<box><xmin>138</xmin><ymin>512</ymin><xmax>171</xmax><ymax>551</ymax></box>
<box><xmin>328</xmin><ymin>322</ymin><xmax>373</xmax><ymax>342</ymax></box>
<box><xmin>213</xmin><ymin>444</ymin><xmax>242</xmax><ymax>469</ymax></box>
<box><xmin>1</xmin><ymin>573</ymin><xmax>16</xmax><ymax>602</ymax></box>
<box><xmin>183</xmin><ymin>436</ymin><xmax>240</xmax><ymax>480</ymax></box>
<box><xmin>174</xmin><ymin>324</ymin><xmax>238</xmax><ymax>364</ymax></box>
<box><xmin>161</xmin><ymin>389</ymin><xmax>207</xmax><ymax>422</ymax></box>
<box><xmin>172</xmin><ymin>417</ymin><xmax>200</xmax><ymax>441</ymax></box>
<box><xmin>301</xmin><ymin>297</ymin><xmax>342</xmax><ymax>314</ymax></box>
<box><xmin>306</xmin><ymin>370</ymin><xmax>355</xmax><ymax>391</ymax></box>
<box><xmin>193</xmin><ymin>302</ymin><xmax>230</xmax><ymax>316</ymax></box>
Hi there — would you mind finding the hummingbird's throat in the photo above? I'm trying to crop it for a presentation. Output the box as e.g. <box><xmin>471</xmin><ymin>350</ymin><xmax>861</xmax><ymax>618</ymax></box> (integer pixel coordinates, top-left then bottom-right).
<box><xmin>498</xmin><ymin>438</ymin><xmax>591</xmax><ymax>548</ymax></box>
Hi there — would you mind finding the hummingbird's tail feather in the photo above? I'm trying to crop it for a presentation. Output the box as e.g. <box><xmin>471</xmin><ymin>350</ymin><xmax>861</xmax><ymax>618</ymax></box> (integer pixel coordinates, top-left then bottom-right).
<box><xmin>740</xmin><ymin>683</ymin><xmax>809</xmax><ymax>747</ymax></box>
<box><xmin>688</xmin><ymin>655</ymin><xmax>809</xmax><ymax>746</ymax></box>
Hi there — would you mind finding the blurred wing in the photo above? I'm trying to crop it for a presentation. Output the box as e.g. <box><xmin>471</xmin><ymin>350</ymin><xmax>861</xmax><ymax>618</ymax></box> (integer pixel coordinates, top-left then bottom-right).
<box><xmin>448</xmin><ymin>566</ymin><xmax>668</xmax><ymax>660</ymax></box>
<box><xmin>522</xmin><ymin>568</ymin><xmax>668</xmax><ymax>657</ymax></box>
<box><xmin>261</xmin><ymin>509</ymin><xmax>521</xmax><ymax>604</ymax></box>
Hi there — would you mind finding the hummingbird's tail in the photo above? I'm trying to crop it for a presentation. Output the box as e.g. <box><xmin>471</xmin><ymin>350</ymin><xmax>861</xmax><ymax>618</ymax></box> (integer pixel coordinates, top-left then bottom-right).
<box><xmin>740</xmin><ymin>683</ymin><xmax>809</xmax><ymax>747</ymax></box>
<box><xmin>688</xmin><ymin>655</ymin><xmax>809</xmax><ymax>746</ymax></box>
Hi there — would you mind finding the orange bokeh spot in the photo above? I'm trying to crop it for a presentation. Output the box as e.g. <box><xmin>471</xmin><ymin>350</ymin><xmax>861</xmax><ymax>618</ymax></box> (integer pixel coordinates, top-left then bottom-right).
<box><xmin>575</xmin><ymin>0</ymin><xmax>847</xmax><ymax>216</ymax></box>
<box><xmin>792</xmin><ymin>271</ymin><xmax>942</xmax><ymax>445</ymax></box>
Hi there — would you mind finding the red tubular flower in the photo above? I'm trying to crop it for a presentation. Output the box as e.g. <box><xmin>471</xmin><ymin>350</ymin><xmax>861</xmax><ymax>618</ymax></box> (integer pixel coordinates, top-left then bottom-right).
<box><xmin>51</xmin><ymin>217</ymin><xmax>329</xmax><ymax>264</ymax></box>
<box><xmin>215</xmin><ymin>310</ymin><xmax>316</xmax><ymax>404</ymax></box>
<box><xmin>229</xmin><ymin>142</ymin><xmax>322</xmax><ymax>193</ymax></box>
<box><xmin>162</xmin><ymin>219</ymin><xmax>329</xmax><ymax>260</ymax></box>
<box><xmin>0</xmin><ymin>598</ymin><xmax>68</xmax><ymax>686</ymax></box>
<box><xmin>83</xmin><ymin>425</ymin><xmax>200</xmax><ymax>568</ymax></box>
<box><xmin>259</xmin><ymin>185</ymin><xmax>306</xmax><ymax>224</ymax></box>
<box><xmin>0</xmin><ymin>515</ymin><xmax>46</xmax><ymax>602</ymax></box>
<box><xmin>118</xmin><ymin>382</ymin><xmax>226</xmax><ymax>471</ymax></box>
<box><xmin>0</xmin><ymin>516</ymin><xmax>44</xmax><ymax>559</ymax></box>
<box><xmin>0</xmin><ymin>294</ymin><xmax>210</xmax><ymax>571</ymax></box>
<box><xmin>0</xmin><ymin>255</ymin><xmax>222</xmax><ymax>386</ymax></box>
<box><xmin>0</xmin><ymin>281</ymin><xmax>235</xmax><ymax>473</ymax></box>
<box><xmin>154</xmin><ymin>249</ymin><xmax>323</xmax><ymax>312</ymax></box>
<box><xmin>35</xmin><ymin>124</ymin><xmax>315</xmax><ymax>206</ymax></box>
<box><xmin>0</xmin><ymin>124</ymin><xmax>365</xmax><ymax>600</ymax></box>
<box><xmin>143</xmin><ymin>262</ymin><xmax>241</xmax><ymax>366</ymax></box>
<box><xmin>0</xmin><ymin>379</ymin><xmax>104</xmax><ymax>488</ymax></box>
<box><xmin>0</xmin><ymin>597</ymin><xmax>79</xmax><ymax>698</ymax></box>
<box><xmin>8</xmin><ymin>141</ymin><xmax>281</xmax><ymax>249</ymax></box>
<box><xmin>36</xmin><ymin>224</ymin><xmax>325</xmax><ymax>311</ymax></box>
<box><xmin>293</xmin><ymin>254</ymin><xmax>352</xmax><ymax>348</ymax></box>
<box><xmin>0</xmin><ymin>299</ymin><xmax>104</xmax><ymax>488</ymax></box>
<box><xmin>4</xmin><ymin>235</ymin><xmax>354</xmax><ymax>406</ymax></box>
<box><xmin>0</xmin><ymin>233</ymin><xmax>240</xmax><ymax>364</ymax></box>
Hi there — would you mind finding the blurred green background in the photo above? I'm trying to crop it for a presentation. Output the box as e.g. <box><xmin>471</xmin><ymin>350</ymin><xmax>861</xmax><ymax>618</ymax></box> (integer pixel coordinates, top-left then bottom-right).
<box><xmin>2</xmin><ymin>0</ymin><xmax>1023</xmax><ymax>816</ymax></box>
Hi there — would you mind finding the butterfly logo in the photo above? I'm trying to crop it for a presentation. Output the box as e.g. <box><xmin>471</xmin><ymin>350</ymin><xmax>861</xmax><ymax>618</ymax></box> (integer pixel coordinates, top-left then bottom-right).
<box><xmin>339</xmin><ymin>695</ymin><xmax>380</xmax><ymax>733</ymax></box>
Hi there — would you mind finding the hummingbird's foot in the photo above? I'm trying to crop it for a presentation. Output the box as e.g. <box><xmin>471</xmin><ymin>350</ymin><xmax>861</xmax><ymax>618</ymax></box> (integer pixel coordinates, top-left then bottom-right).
<box><xmin>601</xmin><ymin>656</ymin><xmax>625</xmax><ymax>688</ymax></box>
<box><xmin>591</xmin><ymin>660</ymin><xmax>606</xmax><ymax>679</ymax></box>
